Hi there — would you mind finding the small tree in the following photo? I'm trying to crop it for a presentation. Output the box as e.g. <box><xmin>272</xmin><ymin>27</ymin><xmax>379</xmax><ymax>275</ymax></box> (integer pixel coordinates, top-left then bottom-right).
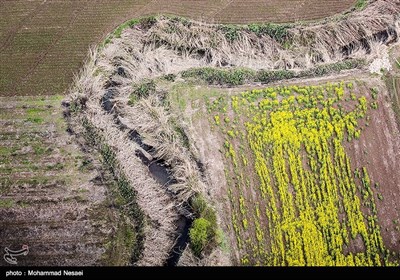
<box><xmin>189</xmin><ymin>217</ymin><xmax>211</xmax><ymax>257</ymax></box>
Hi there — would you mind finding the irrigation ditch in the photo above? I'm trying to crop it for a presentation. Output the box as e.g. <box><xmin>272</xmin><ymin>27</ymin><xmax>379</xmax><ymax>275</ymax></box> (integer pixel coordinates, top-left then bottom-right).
<box><xmin>100</xmin><ymin>84</ymin><xmax>194</xmax><ymax>266</ymax></box>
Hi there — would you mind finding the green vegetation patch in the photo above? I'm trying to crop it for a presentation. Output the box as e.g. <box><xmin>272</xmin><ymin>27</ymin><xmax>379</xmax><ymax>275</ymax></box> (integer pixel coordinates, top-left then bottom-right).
<box><xmin>81</xmin><ymin>117</ymin><xmax>145</xmax><ymax>263</ymax></box>
<box><xmin>26</xmin><ymin>117</ymin><xmax>44</xmax><ymax>124</ymax></box>
<box><xmin>181</xmin><ymin>59</ymin><xmax>365</xmax><ymax>86</ymax></box>
<box><xmin>189</xmin><ymin>194</ymin><xmax>219</xmax><ymax>257</ymax></box>
<box><xmin>129</xmin><ymin>80</ymin><xmax>156</xmax><ymax>105</ymax></box>
<box><xmin>0</xmin><ymin>199</ymin><xmax>15</xmax><ymax>208</ymax></box>
<box><xmin>104</xmin><ymin>16</ymin><xmax>158</xmax><ymax>46</ymax></box>
<box><xmin>220</xmin><ymin>22</ymin><xmax>292</xmax><ymax>45</ymax></box>
<box><xmin>355</xmin><ymin>0</ymin><xmax>368</xmax><ymax>10</ymax></box>
<box><xmin>247</xmin><ymin>23</ymin><xmax>292</xmax><ymax>44</ymax></box>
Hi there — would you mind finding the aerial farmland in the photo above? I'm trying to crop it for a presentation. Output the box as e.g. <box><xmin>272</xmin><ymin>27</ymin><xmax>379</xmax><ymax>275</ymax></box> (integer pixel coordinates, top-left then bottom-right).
<box><xmin>0</xmin><ymin>0</ymin><xmax>399</xmax><ymax>268</ymax></box>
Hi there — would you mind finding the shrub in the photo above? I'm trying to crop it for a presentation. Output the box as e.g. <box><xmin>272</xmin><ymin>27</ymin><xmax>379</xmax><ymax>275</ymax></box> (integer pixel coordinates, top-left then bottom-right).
<box><xmin>221</xmin><ymin>23</ymin><xmax>292</xmax><ymax>44</ymax></box>
<box><xmin>181</xmin><ymin>67</ymin><xmax>254</xmax><ymax>86</ymax></box>
<box><xmin>191</xmin><ymin>194</ymin><xmax>208</xmax><ymax>216</ymax></box>
<box><xmin>248</xmin><ymin>23</ymin><xmax>291</xmax><ymax>44</ymax></box>
<box><xmin>300</xmin><ymin>59</ymin><xmax>365</xmax><ymax>77</ymax></box>
<box><xmin>190</xmin><ymin>218</ymin><xmax>212</xmax><ymax>256</ymax></box>
<box><xmin>189</xmin><ymin>194</ymin><xmax>218</xmax><ymax>257</ymax></box>
<box><xmin>163</xmin><ymin>73</ymin><xmax>176</xmax><ymax>81</ymax></box>
<box><xmin>256</xmin><ymin>70</ymin><xmax>295</xmax><ymax>83</ymax></box>
<box><xmin>181</xmin><ymin>60</ymin><xmax>364</xmax><ymax>87</ymax></box>
<box><xmin>370</xmin><ymin>102</ymin><xmax>378</xmax><ymax>109</ymax></box>
<box><xmin>220</xmin><ymin>25</ymin><xmax>240</xmax><ymax>42</ymax></box>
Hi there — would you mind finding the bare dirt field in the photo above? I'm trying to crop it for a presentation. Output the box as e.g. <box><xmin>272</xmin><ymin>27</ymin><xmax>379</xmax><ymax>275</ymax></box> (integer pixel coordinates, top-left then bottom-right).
<box><xmin>0</xmin><ymin>0</ymin><xmax>356</xmax><ymax>97</ymax></box>
<box><xmin>344</xmin><ymin>79</ymin><xmax>400</xmax><ymax>253</ymax></box>
<box><xmin>0</xmin><ymin>96</ymin><xmax>135</xmax><ymax>265</ymax></box>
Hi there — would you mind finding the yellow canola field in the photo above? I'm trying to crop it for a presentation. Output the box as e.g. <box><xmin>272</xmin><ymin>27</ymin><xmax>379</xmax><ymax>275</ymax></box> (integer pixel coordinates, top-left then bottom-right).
<box><xmin>211</xmin><ymin>82</ymin><xmax>396</xmax><ymax>266</ymax></box>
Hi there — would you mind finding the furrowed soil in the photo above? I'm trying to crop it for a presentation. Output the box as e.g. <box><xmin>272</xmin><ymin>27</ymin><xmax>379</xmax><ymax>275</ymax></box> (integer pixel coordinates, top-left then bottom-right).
<box><xmin>0</xmin><ymin>0</ymin><xmax>356</xmax><ymax>97</ymax></box>
<box><xmin>344</xmin><ymin>78</ymin><xmax>400</xmax><ymax>253</ymax></box>
<box><xmin>0</xmin><ymin>96</ymin><xmax>134</xmax><ymax>266</ymax></box>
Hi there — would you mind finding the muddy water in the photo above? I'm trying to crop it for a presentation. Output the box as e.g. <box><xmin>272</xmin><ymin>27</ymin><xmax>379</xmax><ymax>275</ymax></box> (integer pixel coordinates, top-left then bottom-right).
<box><xmin>134</xmin><ymin>149</ymin><xmax>176</xmax><ymax>186</ymax></box>
<box><xmin>134</xmin><ymin>144</ymin><xmax>193</xmax><ymax>266</ymax></box>
<box><xmin>101</xmin><ymin>88</ymin><xmax>116</xmax><ymax>112</ymax></box>
<box><xmin>149</xmin><ymin>161</ymin><xmax>173</xmax><ymax>186</ymax></box>
<box><xmin>166</xmin><ymin>216</ymin><xmax>192</xmax><ymax>266</ymax></box>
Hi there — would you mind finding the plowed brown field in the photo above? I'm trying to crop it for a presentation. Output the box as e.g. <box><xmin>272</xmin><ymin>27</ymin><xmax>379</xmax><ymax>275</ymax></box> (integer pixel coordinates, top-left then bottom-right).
<box><xmin>0</xmin><ymin>0</ymin><xmax>356</xmax><ymax>97</ymax></box>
